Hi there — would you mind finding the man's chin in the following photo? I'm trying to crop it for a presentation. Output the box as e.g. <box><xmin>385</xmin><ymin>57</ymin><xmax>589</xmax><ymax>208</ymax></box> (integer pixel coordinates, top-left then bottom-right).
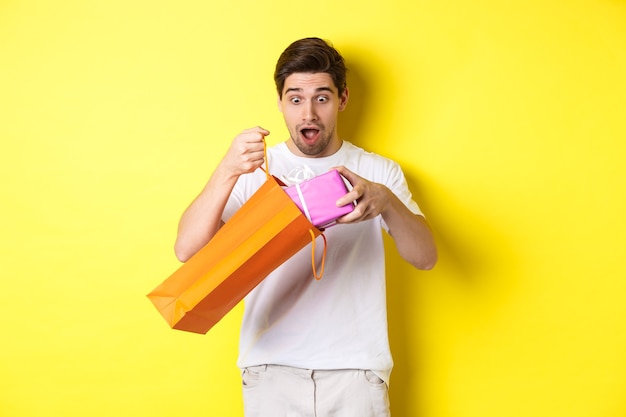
<box><xmin>292</xmin><ymin>140</ymin><xmax>325</xmax><ymax>157</ymax></box>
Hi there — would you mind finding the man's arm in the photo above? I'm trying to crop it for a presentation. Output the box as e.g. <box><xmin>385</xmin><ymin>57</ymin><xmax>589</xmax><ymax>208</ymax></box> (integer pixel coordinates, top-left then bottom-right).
<box><xmin>174</xmin><ymin>127</ymin><xmax>268</xmax><ymax>262</ymax></box>
<box><xmin>334</xmin><ymin>166</ymin><xmax>437</xmax><ymax>270</ymax></box>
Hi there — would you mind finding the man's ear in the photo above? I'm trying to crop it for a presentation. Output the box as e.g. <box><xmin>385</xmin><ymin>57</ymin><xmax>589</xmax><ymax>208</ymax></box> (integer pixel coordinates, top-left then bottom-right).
<box><xmin>339</xmin><ymin>87</ymin><xmax>349</xmax><ymax>111</ymax></box>
<box><xmin>277</xmin><ymin>93</ymin><xmax>283</xmax><ymax>112</ymax></box>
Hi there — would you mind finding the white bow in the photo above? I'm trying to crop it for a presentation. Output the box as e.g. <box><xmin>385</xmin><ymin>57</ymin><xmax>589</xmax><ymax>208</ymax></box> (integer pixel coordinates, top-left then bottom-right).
<box><xmin>280</xmin><ymin>165</ymin><xmax>316</xmax><ymax>186</ymax></box>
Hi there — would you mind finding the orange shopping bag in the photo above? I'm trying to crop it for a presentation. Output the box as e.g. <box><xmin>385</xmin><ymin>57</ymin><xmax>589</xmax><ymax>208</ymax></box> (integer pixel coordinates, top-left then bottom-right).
<box><xmin>147</xmin><ymin>148</ymin><xmax>325</xmax><ymax>334</ymax></box>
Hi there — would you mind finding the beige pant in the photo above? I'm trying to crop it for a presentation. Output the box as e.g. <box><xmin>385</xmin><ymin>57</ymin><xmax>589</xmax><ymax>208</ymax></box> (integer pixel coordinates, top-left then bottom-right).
<box><xmin>241</xmin><ymin>365</ymin><xmax>390</xmax><ymax>417</ymax></box>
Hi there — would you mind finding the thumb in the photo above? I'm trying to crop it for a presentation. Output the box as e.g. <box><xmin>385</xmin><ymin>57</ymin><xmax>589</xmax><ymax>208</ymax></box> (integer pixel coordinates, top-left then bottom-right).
<box><xmin>333</xmin><ymin>165</ymin><xmax>360</xmax><ymax>186</ymax></box>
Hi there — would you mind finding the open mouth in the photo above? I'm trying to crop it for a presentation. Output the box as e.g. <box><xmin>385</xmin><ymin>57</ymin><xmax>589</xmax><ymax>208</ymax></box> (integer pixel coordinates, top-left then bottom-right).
<box><xmin>300</xmin><ymin>128</ymin><xmax>320</xmax><ymax>142</ymax></box>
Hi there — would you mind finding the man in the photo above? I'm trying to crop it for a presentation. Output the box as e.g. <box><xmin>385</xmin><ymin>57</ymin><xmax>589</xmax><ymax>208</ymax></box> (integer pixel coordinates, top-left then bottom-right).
<box><xmin>174</xmin><ymin>37</ymin><xmax>437</xmax><ymax>417</ymax></box>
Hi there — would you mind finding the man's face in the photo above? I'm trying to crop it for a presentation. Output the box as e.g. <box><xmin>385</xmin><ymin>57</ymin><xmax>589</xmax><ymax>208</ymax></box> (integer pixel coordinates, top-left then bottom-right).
<box><xmin>278</xmin><ymin>72</ymin><xmax>348</xmax><ymax>158</ymax></box>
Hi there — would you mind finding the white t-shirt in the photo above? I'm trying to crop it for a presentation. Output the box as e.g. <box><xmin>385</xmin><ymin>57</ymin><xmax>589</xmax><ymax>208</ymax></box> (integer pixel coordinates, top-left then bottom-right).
<box><xmin>223</xmin><ymin>141</ymin><xmax>422</xmax><ymax>384</ymax></box>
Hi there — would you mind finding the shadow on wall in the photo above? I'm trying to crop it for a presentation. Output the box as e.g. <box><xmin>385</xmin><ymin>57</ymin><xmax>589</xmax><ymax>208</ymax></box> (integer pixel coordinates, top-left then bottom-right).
<box><xmin>385</xmin><ymin>171</ymin><xmax>521</xmax><ymax>416</ymax></box>
<box><xmin>339</xmin><ymin>46</ymin><xmax>520</xmax><ymax>416</ymax></box>
<box><xmin>336</xmin><ymin>48</ymin><xmax>379</xmax><ymax>146</ymax></box>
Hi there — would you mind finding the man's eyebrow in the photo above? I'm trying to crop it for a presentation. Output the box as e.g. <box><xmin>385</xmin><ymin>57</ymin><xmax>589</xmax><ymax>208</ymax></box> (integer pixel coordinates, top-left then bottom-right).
<box><xmin>284</xmin><ymin>86</ymin><xmax>335</xmax><ymax>94</ymax></box>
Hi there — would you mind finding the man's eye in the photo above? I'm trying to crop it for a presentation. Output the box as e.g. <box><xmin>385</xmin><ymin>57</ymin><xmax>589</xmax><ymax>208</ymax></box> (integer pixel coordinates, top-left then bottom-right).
<box><xmin>317</xmin><ymin>96</ymin><xmax>328</xmax><ymax>103</ymax></box>
<box><xmin>290</xmin><ymin>97</ymin><xmax>301</xmax><ymax>104</ymax></box>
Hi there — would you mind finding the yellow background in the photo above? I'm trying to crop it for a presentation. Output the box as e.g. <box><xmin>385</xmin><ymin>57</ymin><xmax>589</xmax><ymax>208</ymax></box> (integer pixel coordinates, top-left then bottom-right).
<box><xmin>2</xmin><ymin>0</ymin><xmax>625</xmax><ymax>416</ymax></box>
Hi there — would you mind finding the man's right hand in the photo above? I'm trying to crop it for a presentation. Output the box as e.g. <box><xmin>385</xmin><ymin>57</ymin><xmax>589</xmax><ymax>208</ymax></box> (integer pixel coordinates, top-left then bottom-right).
<box><xmin>219</xmin><ymin>126</ymin><xmax>269</xmax><ymax>178</ymax></box>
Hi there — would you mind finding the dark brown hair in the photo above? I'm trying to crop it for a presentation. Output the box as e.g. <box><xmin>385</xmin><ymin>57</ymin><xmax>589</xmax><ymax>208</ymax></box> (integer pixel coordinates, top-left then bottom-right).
<box><xmin>274</xmin><ymin>37</ymin><xmax>347</xmax><ymax>98</ymax></box>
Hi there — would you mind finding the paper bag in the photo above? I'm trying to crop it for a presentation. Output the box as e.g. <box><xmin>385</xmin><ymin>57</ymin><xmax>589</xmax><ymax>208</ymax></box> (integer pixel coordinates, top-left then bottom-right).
<box><xmin>147</xmin><ymin>173</ymin><xmax>322</xmax><ymax>334</ymax></box>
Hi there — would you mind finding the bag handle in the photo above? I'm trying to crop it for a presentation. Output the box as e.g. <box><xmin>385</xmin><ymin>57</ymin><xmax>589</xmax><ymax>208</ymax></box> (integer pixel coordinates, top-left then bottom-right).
<box><xmin>309</xmin><ymin>230</ymin><xmax>327</xmax><ymax>280</ymax></box>
<box><xmin>261</xmin><ymin>138</ymin><xmax>271</xmax><ymax>180</ymax></box>
<box><xmin>261</xmin><ymin>138</ymin><xmax>327</xmax><ymax>280</ymax></box>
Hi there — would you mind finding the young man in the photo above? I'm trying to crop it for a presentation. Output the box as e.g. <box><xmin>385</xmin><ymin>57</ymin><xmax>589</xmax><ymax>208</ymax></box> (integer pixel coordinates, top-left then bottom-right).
<box><xmin>174</xmin><ymin>37</ymin><xmax>437</xmax><ymax>417</ymax></box>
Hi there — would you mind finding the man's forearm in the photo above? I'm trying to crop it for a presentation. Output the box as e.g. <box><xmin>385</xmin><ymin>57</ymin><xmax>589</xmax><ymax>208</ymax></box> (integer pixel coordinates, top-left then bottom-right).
<box><xmin>174</xmin><ymin>165</ymin><xmax>239</xmax><ymax>262</ymax></box>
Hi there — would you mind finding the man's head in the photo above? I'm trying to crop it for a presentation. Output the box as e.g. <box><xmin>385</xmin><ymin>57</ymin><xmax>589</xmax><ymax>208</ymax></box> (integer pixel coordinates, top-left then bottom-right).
<box><xmin>274</xmin><ymin>37</ymin><xmax>347</xmax><ymax>98</ymax></box>
<box><xmin>274</xmin><ymin>38</ymin><xmax>349</xmax><ymax>158</ymax></box>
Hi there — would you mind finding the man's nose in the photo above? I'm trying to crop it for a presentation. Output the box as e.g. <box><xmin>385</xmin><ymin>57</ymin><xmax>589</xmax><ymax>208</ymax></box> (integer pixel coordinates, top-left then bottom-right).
<box><xmin>302</xmin><ymin>101</ymin><xmax>318</xmax><ymax>121</ymax></box>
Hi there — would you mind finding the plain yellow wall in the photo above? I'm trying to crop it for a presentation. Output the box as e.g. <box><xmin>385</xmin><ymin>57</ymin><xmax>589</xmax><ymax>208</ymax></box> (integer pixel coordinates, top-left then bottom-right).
<box><xmin>2</xmin><ymin>0</ymin><xmax>625</xmax><ymax>416</ymax></box>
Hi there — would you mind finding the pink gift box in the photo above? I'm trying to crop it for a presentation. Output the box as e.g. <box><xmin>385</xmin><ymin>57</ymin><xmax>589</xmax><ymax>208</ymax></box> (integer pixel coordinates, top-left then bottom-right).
<box><xmin>284</xmin><ymin>169</ymin><xmax>354</xmax><ymax>229</ymax></box>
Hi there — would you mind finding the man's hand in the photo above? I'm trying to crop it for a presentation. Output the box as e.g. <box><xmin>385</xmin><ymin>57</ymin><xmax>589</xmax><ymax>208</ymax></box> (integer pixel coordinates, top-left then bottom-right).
<box><xmin>333</xmin><ymin>166</ymin><xmax>392</xmax><ymax>224</ymax></box>
<box><xmin>219</xmin><ymin>126</ymin><xmax>269</xmax><ymax>178</ymax></box>
<box><xmin>332</xmin><ymin>165</ymin><xmax>437</xmax><ymax>270</ymax></box>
